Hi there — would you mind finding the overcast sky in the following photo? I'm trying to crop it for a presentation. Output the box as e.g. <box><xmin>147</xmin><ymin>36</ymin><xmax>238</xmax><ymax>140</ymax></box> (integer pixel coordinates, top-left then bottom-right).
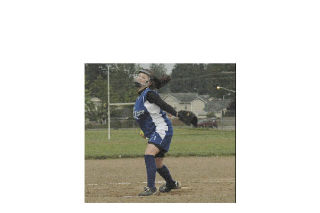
<box><xmin>139</xmin><ymin>63</ymin><xmax>175</xmax><ymax>74</ymax></box>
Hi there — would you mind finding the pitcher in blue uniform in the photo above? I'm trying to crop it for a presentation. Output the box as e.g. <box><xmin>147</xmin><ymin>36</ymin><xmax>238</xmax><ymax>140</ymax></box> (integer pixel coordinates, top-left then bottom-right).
<box><xmin>133</xmin><ymin>69</ymin><xmax>181</xmax><ymax>196</ymax></box>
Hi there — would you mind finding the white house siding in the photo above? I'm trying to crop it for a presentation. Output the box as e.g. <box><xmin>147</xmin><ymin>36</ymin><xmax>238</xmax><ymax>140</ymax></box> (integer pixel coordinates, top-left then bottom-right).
<box><xmin>191</xmin><ymin>99</ymin><xmax>206</xmax><ymax>117</ymax></box>
<box><xmin>162</xmin><ymin>96</ymin><xmax>179</xmax><ymax>111</ymax></box>
<box><xmin>163</xmin><ymin>96</ymin><xmax>192</xmax><ymax>112</ymax></box>
<box><xmin>180</xmin><ymin>103</ymin><xmax>191</xmax><ymax>111</ymax></box>
<box><xmin>162</xmin><ymin>94</ymin><xmax>211</xmax><ymax>118</ymax></box>
<box><xmin>90</xmin><ymin>97</ymin><xmax>102</xmax><ymax>111</ymax></box>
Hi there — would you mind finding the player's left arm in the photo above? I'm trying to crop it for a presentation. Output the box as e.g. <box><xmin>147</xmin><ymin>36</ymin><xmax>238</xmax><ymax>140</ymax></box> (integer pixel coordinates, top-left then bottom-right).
<box><xmin>146</xmin><ymin>91</ymin><xmax>198</xmax><ymax>127</ymax></box>
<box><xmin>146</xmin><ymin>91</ymin><xmax>178</xmax><ymax>116</ymax></box>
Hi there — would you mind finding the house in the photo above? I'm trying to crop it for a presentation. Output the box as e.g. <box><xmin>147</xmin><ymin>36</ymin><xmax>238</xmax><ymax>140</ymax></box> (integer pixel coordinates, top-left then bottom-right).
<box><xmin>89</xmin><ymin>97</ymin><xmax>102</xmax><ymax>111</ymax></box>
<box><xmin>203</xmin><ymin>99</ymin><xmax>233</xmax><ymax>118</ymax></box>
<box><xmin>87</xmin><ymin>94</ymin><xmax>233</xmax><ymax>119</ymax></box>
<box><xmin>160</xmin><ymin>93</ymin><xmax>232</xmax><ymax>118</ymax></box>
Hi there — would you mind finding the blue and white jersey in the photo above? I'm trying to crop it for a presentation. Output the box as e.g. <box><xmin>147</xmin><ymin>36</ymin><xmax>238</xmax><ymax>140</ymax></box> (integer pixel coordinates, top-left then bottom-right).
<box><xmin>133</xmin><ymin>88</ymin><xmax>173</xmax><ymax>140</ymax></box>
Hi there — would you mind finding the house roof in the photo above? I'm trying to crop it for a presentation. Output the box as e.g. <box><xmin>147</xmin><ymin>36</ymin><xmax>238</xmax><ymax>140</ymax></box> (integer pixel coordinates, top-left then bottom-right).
<box><xmin>204</xmin><ymin>99</ymin><xmax>233</xmax><ymax>112</ymax></box>
<box><xmin>160</xmin><ymin>92</ymin><xmax>233</xmax><ymax>112</ymax></box>
<box><xmin>90</xmin><ymin>97</ymin><xmax>101</xmax><ymax>102</ymax></box>
<box><xmin>199</xmin><ymin>95</ymin><xmax>210</xmax><ymax>99</ymax></box>
<box><xmin>160</xmin><ymin>93</ymin><xmax>205</xmax><ymax>103</ymax></box>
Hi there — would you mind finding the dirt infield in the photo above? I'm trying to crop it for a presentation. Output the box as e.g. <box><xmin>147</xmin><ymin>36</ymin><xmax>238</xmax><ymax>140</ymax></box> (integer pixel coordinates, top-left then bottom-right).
<box><xmin>85</xmin><ymin>156</ymin><xmax>235</xmax><ymax>203</ymax></box>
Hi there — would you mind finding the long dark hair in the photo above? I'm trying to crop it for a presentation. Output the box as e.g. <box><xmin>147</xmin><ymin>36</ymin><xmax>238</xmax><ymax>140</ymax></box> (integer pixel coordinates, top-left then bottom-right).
<box><xmin>151</xmin><ymin>75</ymin><xmax>171</xmax><ymax>89</ymax></box>
<box><xmin>139</xmin><ymin>69</ymin><xmax>171</xmax><ymax>89</ymax></box>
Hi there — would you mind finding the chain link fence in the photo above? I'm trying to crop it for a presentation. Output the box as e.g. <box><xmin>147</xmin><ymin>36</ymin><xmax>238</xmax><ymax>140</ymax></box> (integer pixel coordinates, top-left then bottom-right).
<box><xmin>85</xmin><ymin>110</ymin><xmax>235</xmax><ymax>130</ymax></box>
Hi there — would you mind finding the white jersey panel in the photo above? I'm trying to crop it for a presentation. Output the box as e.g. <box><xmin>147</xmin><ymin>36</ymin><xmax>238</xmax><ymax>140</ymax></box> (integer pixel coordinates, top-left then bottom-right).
<box><xmin>144</xmin><ymin>100</ymin><xmax>168</xmax><ymax>139</ymax></box>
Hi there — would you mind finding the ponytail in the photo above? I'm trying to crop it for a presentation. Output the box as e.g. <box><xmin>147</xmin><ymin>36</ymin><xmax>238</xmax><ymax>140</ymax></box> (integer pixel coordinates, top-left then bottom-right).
<box><xmin>151</xmin><ymin>75</ymin><xmax>171</xmax><ymax>89</ymax></box>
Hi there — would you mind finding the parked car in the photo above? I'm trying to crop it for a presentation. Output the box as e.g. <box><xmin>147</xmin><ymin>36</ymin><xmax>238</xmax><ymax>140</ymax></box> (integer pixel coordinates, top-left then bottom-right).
<box><xmin>197</xmin><ymin>117</ymin><xmax>218</xmax><ymax>128</ymax></box>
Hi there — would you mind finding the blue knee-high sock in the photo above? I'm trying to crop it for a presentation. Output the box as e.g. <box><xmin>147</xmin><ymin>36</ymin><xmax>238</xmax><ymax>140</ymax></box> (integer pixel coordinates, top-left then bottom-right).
<box><xmin>157</xmin><ymin>165</ymin><xmax>175</xmax><ymax>185</ymax></box>
<box><xmin>144</xmin><ymin>155</ymin><xmax>157</xmax><ymax>188</ymax></box>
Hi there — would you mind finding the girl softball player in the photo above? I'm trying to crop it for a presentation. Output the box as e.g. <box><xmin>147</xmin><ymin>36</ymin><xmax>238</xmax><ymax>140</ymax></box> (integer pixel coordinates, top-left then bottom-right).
<box><xmin>133</xmin><ymin>69</ymin><xmax>197</xmax><ymax>196</ymax></box>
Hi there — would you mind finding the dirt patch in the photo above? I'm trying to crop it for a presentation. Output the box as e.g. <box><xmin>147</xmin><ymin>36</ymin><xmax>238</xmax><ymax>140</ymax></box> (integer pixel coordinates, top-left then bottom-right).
<box><xmin>85</xmin><ymin>156</ymin><xmax>235</xmax><ymax>203</ymax></box>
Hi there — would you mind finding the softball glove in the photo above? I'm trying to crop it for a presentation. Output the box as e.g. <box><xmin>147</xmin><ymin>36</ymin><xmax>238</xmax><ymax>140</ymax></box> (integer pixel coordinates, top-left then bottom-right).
<box><xmin>178</xmin><ymin>110</ymin><xmax>198</xmax><ymax>127</ymax></box>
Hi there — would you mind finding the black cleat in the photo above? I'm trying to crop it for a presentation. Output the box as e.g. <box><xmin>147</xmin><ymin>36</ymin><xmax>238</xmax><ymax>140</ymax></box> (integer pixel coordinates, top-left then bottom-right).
<box><xmin>138</xmin><ymin>186</ymin><xmax>157</xmax><ymax>196</ymax></box>
<box><xmin>159</xmin><ymin>181</ymin><xmax>181</xmax><ymax>193</ymax></box>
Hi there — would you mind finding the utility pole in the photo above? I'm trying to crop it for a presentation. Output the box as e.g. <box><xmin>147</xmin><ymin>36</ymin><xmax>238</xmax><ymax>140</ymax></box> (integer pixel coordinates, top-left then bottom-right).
<box><xmin>107</xmin><ymin>65</ymin><xmax>110</xmax><ymax>140</ymax></box>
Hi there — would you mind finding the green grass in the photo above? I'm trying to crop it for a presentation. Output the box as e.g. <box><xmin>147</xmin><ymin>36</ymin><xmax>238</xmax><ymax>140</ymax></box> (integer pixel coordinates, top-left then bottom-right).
<box><xmin>85</xmin><ymin>128</ymin><xmax>235</xmax><ymax>159</ymax></box>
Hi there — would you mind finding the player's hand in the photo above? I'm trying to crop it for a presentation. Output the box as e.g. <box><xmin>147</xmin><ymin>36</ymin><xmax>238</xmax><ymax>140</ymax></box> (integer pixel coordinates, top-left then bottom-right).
<box><xmin>177</xmin><ymin>110</ymin><xmax>198</xmax><ymax>127</ymax></box>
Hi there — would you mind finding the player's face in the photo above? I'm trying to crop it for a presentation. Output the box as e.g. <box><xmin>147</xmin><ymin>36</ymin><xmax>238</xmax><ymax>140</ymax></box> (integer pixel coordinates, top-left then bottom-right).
<box><xmin>134</xmin><ymin>72</ymin><xmax>151</xmax><ymax>88</ymax></box>
<box><xmin>138</xmin><ymin>73</ymin><xmax>150</xmax><ymax>84</ymax></box>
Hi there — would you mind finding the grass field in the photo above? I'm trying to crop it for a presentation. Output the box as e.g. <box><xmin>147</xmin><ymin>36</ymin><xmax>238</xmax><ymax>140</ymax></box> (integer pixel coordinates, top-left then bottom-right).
<box><xmin>85</xmin><ymin>128</ymin><xmax>235</xmax><ymax>159</ymax></box>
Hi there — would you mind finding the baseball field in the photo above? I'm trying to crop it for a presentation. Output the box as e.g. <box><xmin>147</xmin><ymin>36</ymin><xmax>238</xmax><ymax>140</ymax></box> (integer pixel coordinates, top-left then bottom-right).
<box><xmin>85</xmin><ymin>128</ymin><xmax>235</xmax><ymax>202</ymax></box>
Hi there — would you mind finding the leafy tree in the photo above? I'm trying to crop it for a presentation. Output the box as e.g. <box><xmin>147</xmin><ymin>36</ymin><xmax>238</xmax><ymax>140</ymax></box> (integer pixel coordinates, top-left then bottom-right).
<box><xmin>85</xmin><ymin>63</ymin><xmax>140</xmax><ymax>122</ymax></box>
<box><xmin>149</xmin><ymin>63</ymin><xmax>167</xmax><ymax>77</ymax></box>
<box><xmin>169</xmin><ymin>63</ymin><xmax>235</xmax><ymax>99</ymax></box>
